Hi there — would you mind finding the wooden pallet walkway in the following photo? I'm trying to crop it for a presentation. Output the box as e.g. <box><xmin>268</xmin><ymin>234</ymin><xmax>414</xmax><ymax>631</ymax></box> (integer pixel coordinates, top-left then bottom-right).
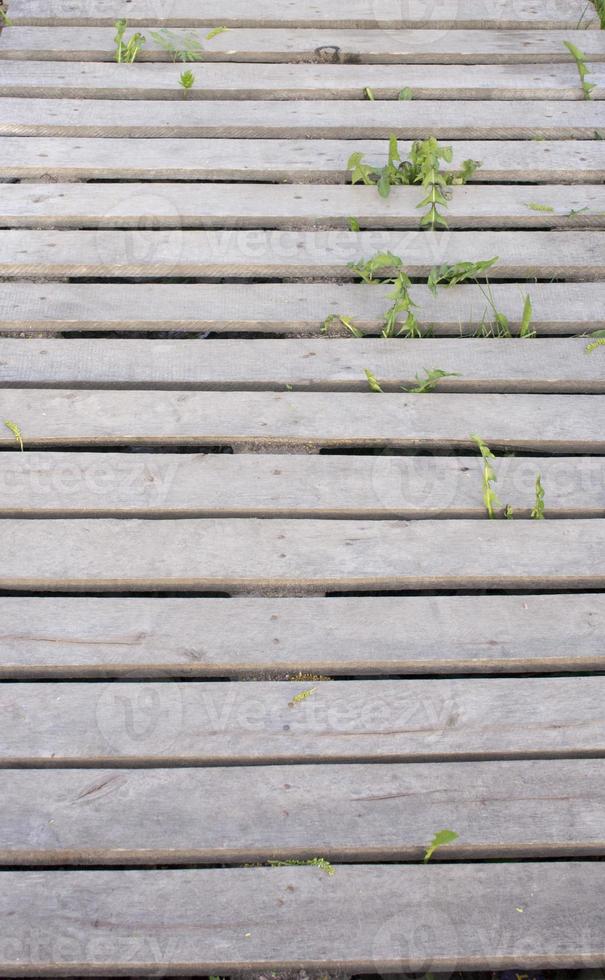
<box><xmin>1</xmin><ymin>0</ymin><xmax>605</xmax><ymax>975</ymax></box>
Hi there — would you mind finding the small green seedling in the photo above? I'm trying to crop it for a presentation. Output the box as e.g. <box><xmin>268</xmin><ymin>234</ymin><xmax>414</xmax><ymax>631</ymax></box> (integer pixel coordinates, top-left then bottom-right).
<box><xmin>424</xmin><ymin>830</ymin><xmax>459</xmax><ymax>863</ymax></box>
<box><xmin>564</xmin><ymin>40</ymin><xmax>596</xmax><ymax>99</ymax></box>
<box><xmin>365</xmin><ymin>369</ymin><xmax>384</xmax><ymax>392</ymax></box>
<box><xmin>471</xmin><ymin>435</ymin><xmax>501</xmax><ymax>519</ymax></box>
<box><xmin>519</xmin><ymin>294</ymin><xmax>535</xmax><ymax>338</ymax></box>
<box><xmin>531</xmin><ymin>474</ymin><xmax>545</xmax><ymax>520</ymax></box>
<box><xmin>383</xmin><ymin>271</ymin><xmax>421</xmax><ymax>338</ymax></box>
<box><xmin>405</xmin><ymin>368</ymin><xmax>459</xmax><ymax>393</ymax></box>
<box><xmin>289</xmin><ymin>687</ymin><xmax>318</xmax><ymax>707</ymax></box>
<box><xmin>179</xmin><ymin>69</ymin><xmax>196</xmax><ymax>92</ymax></box>
<box><xmin>0</xmin><ymin>8</ymin><xmax>13</xmax><ymax>25</ymax></box>
<box><xmin>398</xmin><ymin>87</ymin><xmax>413</xmax><ymax>100</ymax></box>
<box><xmin>269</xmin><ymin>858</ymin><xmax>335</xmax><ymax>876</ymax></box>
<box><xmin>321</xmin><ymin>313</ymin><xmax>363</xmax><ymax>337</ymax></box>
<box><xmin>348</xmin><ymin>216</ymin><xmax>361</xmax><ymax>232</ymax></box>
<box><xmin>363</xmin><ymin>87</ymin><xmax>376</xmax><ymax>100</ymax></box>
<box><xmin>205</xmin><ymin>26</ymin><xmax>229</xmax><ymax>40</ymax></box>
<box><xmin>349</xmin><ymin>251</ymin><xmax>402</xmax><ymax>283</ymax></box>
<box><xmin>114</xmin><ymin>19</ymin><xmax>146</xmax><ymax>63</ymax></box>
<box><xmin>4</xmin><ymin>420</ymin><xmax>23</xmax><ymax>451</ymax></box>
<box><xmin>586</xmin><ymin>337</ymin><xmax>605</xmax><ymax>352</ymax></box>
<box><xmin>427</xmin><ymin>257</ymin><xmax>498</xmax><ymax>295</ymax></box>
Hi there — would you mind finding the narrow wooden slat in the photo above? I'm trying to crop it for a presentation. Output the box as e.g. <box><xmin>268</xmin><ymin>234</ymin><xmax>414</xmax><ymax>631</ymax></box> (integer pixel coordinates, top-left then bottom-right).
<box><xmin>1</xmin><ymin>282</ymin><xmax>602</xmax><ymax>334</ymax></box>
<box><xmin>0</xmin><ymin>518</ymin><xmax>604</xmax><ymax>592</ymax></box>
<box><xmin>6</xmin><ymin>0</ymin><xmax>594</xmax><ymax>30</ymax></box>
<box><xmin>1</xmin><ymin>62</ymin><xmax>602</xmax><ymax>100</ymax></box>
<box><xmin>3</xmin><ymin>139</ymin><xmax>602</xmax><ymax>184</ymax></box>
<box><xmin>0</xmin><ymin>391</ymin><xmax>604</xmax><ymax>451</ymax></box>
<box><xmin>0</xmin><ymin>452</ymin><xmax>602</xmax><ymax>520</ymax></box>
<box><xmin>3</xmin><ymin>27</ymin><xmax>605</xmax><ymax>64</ymax></box>
<box><xmin>4</xmin><ymin>183</ymin><xmax>605</xmax><ymax>230</ymax></box>
<box><xmin>2</xmin><ymin>338</ymin><xmax>604</xmax><ymax>392</ymax></box>
<box><xmin>3</xmin><ymin>676</ymin><xmax>605</xmax><ymax>763</ymax></box>
<box><xmin>2</xmin><ymin>760</ymin><xmax>604</xmax><ymax>864</ymax></box>
<box><xmin>2</xmin><ymin>99</ymin><xmax>602</xmax><ymax>139</ymax></box>
<box><xmin>1</xmin><ymin>230</ymin><xmax>602</xmax><ymax>279</ymax></box>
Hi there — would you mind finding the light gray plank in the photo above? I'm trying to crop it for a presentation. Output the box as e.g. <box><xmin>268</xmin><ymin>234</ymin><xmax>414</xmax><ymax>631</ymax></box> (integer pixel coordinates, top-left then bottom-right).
<box><xmin>1</xmin><ymin>281</ymin><xmax>602</xmax><ymax>334</ymax></box>
<box><xmin>0</xmin><ymin>518</ymin><xmax>604</xmax><ymax>592</ymax></box>
<box><xmin>3</xmin><ymin>183</ymin><xmax>605</xmax><ymax>230</ymax></box>
<box><xmin>1</xmin><ymin>593</ymin><xmax>604</xmax><ymax>677</ymax></box>
<box><xmin>6</xmin><ymin>0</ymin><xmax>595</xmax><ymax>30</ymax></box>
<box><xmin>2</xmin><ymin>338</ymin><xmax>605</xmax><ymax>392</ymax></box>
<box><xmin>3</xmin><ymin>676</ymin><xmax>605</xmax><ymax>763</ymax></box>
<box><xmin>2</xmin><ymin>137</ymin><xmax>602</xmax><ymax>183</ymax></box>
<box><xmin>0</xmin><ymin>453</ymin><xmax>602</xmax><ymax>520</ymax></box>
<box><xmin>3</xmin><ymin>27</ymin><xmax>605</xmax><ymax>63</ymax></box>
<box><xmin>0</xmin><ymin>391</ymin><xmax>604</xmax><ymax>451</ymax></box>
<box><xmin>2</xmin><ymin>99</ymin><xmax>602</xmax><ymax>139</ymax></box>
<box><xmin>1</xmin><ymin>61</ymin><xmax>602</xmax><ymax>100</ymax></box>
<box><xmin>2</xmin><ymin>760</ymin><xmax>604</xmax><ymax>863</ymax></box>
<box><xmin>1</xmin><ymin>230</ymin><xmax>602</xmax><ymax>279</ymax></box>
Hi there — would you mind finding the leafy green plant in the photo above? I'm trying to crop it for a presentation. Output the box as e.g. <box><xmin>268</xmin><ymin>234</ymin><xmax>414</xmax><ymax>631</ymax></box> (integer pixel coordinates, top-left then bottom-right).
<box><xmin>321</xmin><ymin>313</ymin><xmax>363</xmax><ymax>337</ymax></box>
<box><xmin>150</xmin><ymin>26</ymin><xmax>228</xmax><ymax>62</ymax></box>
<box><xmin>348</xmin><ymin>216</ymin><xmax>361</xmax><ymax>232</ymax></box>
<box><xmin>586</xmin><ymin>337</ymin><xmax>605</xmax><ymax>352</ymax></box>
<box><xmin>365</xmin><ymin>369</ymin><xmax>383</xmax><ymax>392</ymax></box>
<box><xmin>399</xmin><ymin>87</ymin><xmax>413</xmax><ymax>100</ymax></box>
<box><xmin>363</xmin><ymin>87</ymin><xmax>376</xmax><ymax>100</ymax></box>
<box><xmin>349</xmin><ymin>251</ymin><xmax>402</xmax><ymax>283</ymax></box>
<box><xmin>205</xmin><ymin>26</ymin><xmax>229</xmax><ymax>40</ymax></box>
<box><xmin>179</xmin><ymin>69</ymin><xmax>196</xmax><ymax>92</ymax></box>
<box><xmin>348</xmin><ymin>253</ymin><xmax>421</xmax><ymax>338</ymax></box>
<box><xmin>519</xmin><ymin>294</ymin><xmax>535</xmax><ymax>338</ymax></box>
<box><xmin>289</xmin><ymin>687</ymin><xmax>318</xmax><ymax>706</ymax></box>
<box><xmin>269</xmin><ymin>858</ymin><xmax>335</xmax><ymax>876</ymax></box>
<box><xmin>424</xmin><ymin>830</ymin><xmax>459</xmax><ymax>863</ymax></box>
<box><xmin>4</xmin><ymin>420</ymin><xmax>23</xmax><ymax>451</ymax></box>
<box><xmin>531</xmin><ymin>474</ymin><xmax>545</xmax><ymax>519</ymax></box>
<box><xmin>114</xmin><ymin>19</ymin><xmax>146</xmax><ymax>63</ymax></box>
<box><xmin>564</xmin><ymin>40</ymin><xmax>596</xmax><ymax>99</ymax></box>
<box><xmin>427</xmin><ymin>257</ymin><xmax>498</xmax><ymax>295</ymax></box>
<box><xmin>525</xmin><ymin>202</ymin><xmax>555</xmax><ymax>213</ymax></box>
<box><xmin>475</xmin><ymin>284</ymin><xmax>535</xmax><ymax>339</ymax></box>
<box><xmin>0</xmin><ymin>8</ymin><xmax>12</xmax><ymax>25</ymax></box>
<box><xmin>471</xmin><ymin>435</ymin><xmax>502</xmax><ymax>518</ymax></box>
<box><xmin>405</xmin><ymin>368</ymin><xmax>459</xmax><ymax>393</ymax></box>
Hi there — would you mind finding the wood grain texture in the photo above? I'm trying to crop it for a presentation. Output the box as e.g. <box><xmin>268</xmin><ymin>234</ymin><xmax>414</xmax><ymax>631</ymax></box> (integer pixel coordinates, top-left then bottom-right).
<box><xmin>3</xmin><ymin>27</ymin><xmax>605</xmax><ymax>63</ymax></box>
<box><xmin>0</xmin><ymin>390</ymin><xmax>604</xmax><ymax>451</ymax></box>
<box><xmin>2</xmin><ymin>760</ymin><xmax>605</xmax><ymax>863</ymax></box>
<box><xmin>3</xmin><ymin>137</ymin><xmax>602</xmax><ymax>183</ymax></box>
<box><xmin>1</xmin><ymin>61</ymin><xmax>602</xmax><ymax>100</ymax></box>
<box><xmin>1</xmin><ymin>281</ymin><xmax>602</xmax><ymax>334</ymax></box>
<box><xmin>2</xmin><ymin>99</ymin><xmax>602</xmax><ymax>139</ymax></box>
<box><xmin>1</xmin><ymin>338</ymin><xmax>604</xmax><ymax>392</ymax></box>
<box><xmin>3</xmin><ymin>183</ymin><xmax>605</xmax><ymax>230</ymax></box>
<box><xmin>0</xmin><ymin>518</ymin><xmax>604</xmax><ymax>592</ymax></box>
<box><xmin>0</xmin><ymin>593</ymin><xmax>603</xmax><ymax>677</ymax></box>
<box><xmin>3</xmin><ymin>676</ymin><xmax>605</xmax><ymax>764</ymax></box>
<box><xmin>6</xmin><ymin>0</ymin><xmax>595</xmax><ymax>29</ymax></box>
<box><xmin>1</xmin><ymin>230</ymin><xmax>602</xmax><ymax>279</ymax></box>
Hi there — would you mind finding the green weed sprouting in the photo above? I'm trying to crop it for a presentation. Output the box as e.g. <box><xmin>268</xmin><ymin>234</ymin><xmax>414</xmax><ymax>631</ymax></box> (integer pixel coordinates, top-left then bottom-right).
<box><xmin>405</xmin><ymin>368</ymin><xmax>459</xmax><ymax>393</ymax></box>
<box><xmin>114</xmin><ymin>19</ymin><xmax>146</xmax><ymax>62</ymax></box>
<box><xmin>519</xmin><ymin>294</ymin><xmax>535</xmax><ymax>338</ymax></box>
<box><xmin>564</xmin><ymin>41</ymin><xmax>596</xmax><ymax>99</ymax></box>
<box><xmin>531</xmin><ymin>474</ymin><xmax>545</xmax><ymax>519</ymax></box>
<box><xmin>475</xmin><ymin>284</ymin><xmax>535</xmax><ymax>338</ymax></box>
<box><xmin>471</xmin><ymin>435</ymin><xmax>502</xmax><ymax>518</ymax></box>
<box><xmin>427</xmin><ymin>258</ymin><xmax>498</xmax><ymax>296</ymax></box>
<box><xmin>363</xmin><ymin>86</ymin><xmax>375</xmax><ymax>100</ymax></box>
<box><xmin>4</xmin><ymin>420</ymin><xmax>23</xmax><ymax>451</ymax></box>
<box><xmin>399</xmin><ymin>87</ymin><xmax>413</xmax><ymax>100</ymax></box>
<box><xmin>586</xmin><ymin>335</ymin><xmax>605</xmax><ymax>352</ymax></box>
<box><xmin>365</xmin><ymin>369</ymin><xmax>383</xmax><ymax>392</ymax></box>
<box><xmin>0</xmin><ymin>8</ymin><xmax>12</xmax><ymax>25</ymax></box>
<box><xmin>289</xmin><ymin>687</ymin><xmax>318</xmax><ymax>707</ymax></box>
<box><xmin>269</xmin><ymin>858</ymin><xmax>336</xmax><ymax>876</ymax></box>
<box><xmin>150</xmin><ymin>26</ymin><xmax>229</xmax><ymax>62</ymax></box>
<box><xmin>424</xmin><ymin>830</ymin><xmax>459</xmax><ymax>863</ymax></box>
<box><xmin>179</xmin><ymin>69</ymin><xmax>196</xmax><ymax>92</ymax></box>
<box><xmin>525</xmin><ymin>202</ymin><xmax>555</xmax><ymax>213</ymax></box>
<box><xmin>321</xmin><ymin>313</ymin><xmax>363</xmax><ymax>337</ymax></box>
<box><xmin>348</xmin><ymin>253</ymin><xmax>422</xmax><ymax>338</ymax></box>
<box><xmin>348</xmin><ymin>217</ymin><xmax>361</xmax><ymax>232</ymax></box>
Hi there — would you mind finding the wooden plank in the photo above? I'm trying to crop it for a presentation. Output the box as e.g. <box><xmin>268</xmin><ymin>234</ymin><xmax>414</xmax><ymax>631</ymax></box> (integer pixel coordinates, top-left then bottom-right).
<box><xmin>1</xmin><ymin>593</ymin><xmax>605</xmax><ymax>678</ymax></box>
<box><xmin>2</xmin><ymin>338</ymin><xmax>605</xmax><ymax>392</ymax></box>
<box><xmin>0</xmin><ymin>390</ymin><xmax>604</xmax><ymax>451</ymax></box>
<box><xmin>2</xmin><ymin>99</ymin><xmax>602</xmax><ymax>139</ymax></box>
<box><xmin>0</xmin><ymin>518</ymin><xmax>604</xmax><ymax>592</ymax></box>
<box><xmin>1</xmin><ymin>61</ymin><xmax>602</xmax><ymax>100</ymax></box>
<box><xmin>6</xmin><ymin>0</ymin><xmax>595</xmax><ymax>30</ymax></box>
<box><xmin>1</xmin><ymin>282</ymin><xmax>602</xmax><ymax>335</ymax></box>
<box><xmin>2</xmin><ymin>760</ymin><xmax>605</xmax><ymax>863</ymax></box>
<box><xmin>3</xmin><ymin>676</ymin><xmax>605</xmax><ymax>762</ymax></box>
<box><xmin>1</xmin><ymin>230</ymin><xmax>602</xmax><ymax>279</ymax></box>
<box><xmin>3</xmin><ymin>183</ymin><xmax>605</xmax><ymax>230</ymax></box>
<box><xmin>0</xmin><ymin>452</ymin><xmax>602</xmax><ymax>520</ymax></box>
<box><xmin>3</xmin><ymin>139</ymin><xmax>602</xmax><ymax>185</ymax></box>
<box><xmin>3</xmin><ymin>27</ymin><xmax>605</xmax><ymax>64</ymax></box>
<box><xmin>0</xmin><ymin>865</ymin><xmax>604</xmax><ymax>975</ymax></box>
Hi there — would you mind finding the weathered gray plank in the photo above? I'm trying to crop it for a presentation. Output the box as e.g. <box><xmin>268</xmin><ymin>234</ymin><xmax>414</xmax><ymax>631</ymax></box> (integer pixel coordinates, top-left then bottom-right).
<box><xmin>1</xmin><ymin>230</ymin><xmax>602</xmax><ymax>279</ymax></box>
<box><xmin>3</xmin><ymin>27</ymin><xmax>605</xmax><ymax>63</ymax></box>
<box><xmin>3</xmin><ymin>137</ymin><xmax>602</xmax><ymax>184</ymax></box>
<box><xmin>2</xmin><ymin>99</ymin><xmax>602</xmax><ymax>139</ymax></box>
<box><xmin>0</xmin><ymin>519</ymin><xmax>604</xmax><ymax>592</ymax></box>
<box><xmin>0</xmin><ymin>452</ymin><xmax>602</xmax><ymax>519</ymax></box>
<box><xmin>1</xmin><ymin>61</ymin><xmax>602</xmax><ymax>99</ymax></box>
<box><xmin>0</xmin><ymin>391</ymin><xmax>604</xmax><ymax>451</ymax></box>
<box><xmin>1</xmin><ymin>281</ymin><xmax>602</xmax><ymax>335</ymax></box>
<box><xmin>6</xmin><ymin>0</ymin><xmax>595</xmax><ymax>30</ymax></box>
<box><xmin>3</xmin><ymin>676</ymin><xmax>605</xmax><ymax>762</ymax></box>
<box><xmin>1</xmin><ymin>864</ymin><xmax>605</xmax><ymax>973</ymax></box>
<box><xmin>2</xmin><ymin>760</ymin><xmax>604</xmax><ymax>863</ymax></box>
<box><xmin>4</xmin><ymin>183</ymin><xmax>605</xmax><ymax>230</ymax></box>
<box><xmin>2</xmin><ymin>338</ymin><xmax>604</xmax><ymax>392</ymax></box>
